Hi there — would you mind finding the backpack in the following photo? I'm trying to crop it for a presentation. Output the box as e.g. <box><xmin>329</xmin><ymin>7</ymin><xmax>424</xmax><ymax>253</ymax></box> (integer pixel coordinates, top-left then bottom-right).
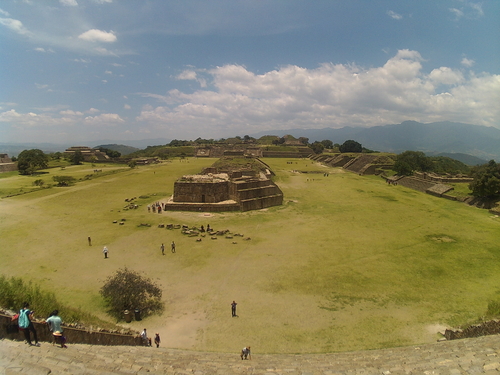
<box><xmin>18</xmin><ymin>309</ymin><xmax>30</xmax><ymax>329</ymax></box>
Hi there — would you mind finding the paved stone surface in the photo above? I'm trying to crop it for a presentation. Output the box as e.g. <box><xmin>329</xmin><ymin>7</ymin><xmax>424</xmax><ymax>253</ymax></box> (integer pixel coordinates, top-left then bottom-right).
<box><xmin>1</xmin><ymin>335</ymin><xmax>500</xmax><ymax>374</ymax></box>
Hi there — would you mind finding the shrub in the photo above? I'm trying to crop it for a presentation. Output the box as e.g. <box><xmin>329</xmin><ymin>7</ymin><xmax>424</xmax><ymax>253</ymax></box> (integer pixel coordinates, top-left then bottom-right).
<box><xmin>100</xmin><ymin>268</ymin><xmax>163</xmax><ymax>320</ymax></box>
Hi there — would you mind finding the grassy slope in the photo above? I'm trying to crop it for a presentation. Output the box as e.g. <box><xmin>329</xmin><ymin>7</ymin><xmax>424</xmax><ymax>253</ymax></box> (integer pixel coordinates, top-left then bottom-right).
<box><xmin>1</xmin><ymin>158</ymin><xmax>499</xmax><ymax>353</ymax></box>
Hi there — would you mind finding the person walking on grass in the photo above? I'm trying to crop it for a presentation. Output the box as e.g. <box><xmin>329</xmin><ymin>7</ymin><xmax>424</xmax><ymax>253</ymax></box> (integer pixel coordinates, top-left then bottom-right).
<box><xmin>18</xmin><ymin>302</ymin><xmax>39</xmax><ymax>347</ymax></box>
<box><xmin>154</xmin><ymin>333</ymin><xmax>161</xmax><ymax>348</ymax></box>
<box><xmin>171</xmin><ymin>241</ymin><xmax>176</xmax><ymax>253</ymax></box>
<box><xmin>103</xmin><ymin>246</ymin><xmax>108</xmax><ymax>259</ymax></box>
<box><xmin>160</xmin><ymin>243</ymin><xmax>165</xmax><ymax>255</ymax></box>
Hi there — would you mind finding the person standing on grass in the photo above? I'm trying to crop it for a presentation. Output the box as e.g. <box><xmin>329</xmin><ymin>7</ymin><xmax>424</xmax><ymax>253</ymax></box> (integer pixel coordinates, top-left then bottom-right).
<box><xmin>171</xmin><ymin>241</ymin><xmax>176</xmax><ymax>253</ymax></box>
<box><xmin>161</xmin><ymin>243</ymin><xmax>165</xmax><ymax>255</ymax></box>
<box><xmin>103</xmin><ymin>246</ymin><xmax>108</xmax><ymax>259</ymax></box>
<box><xmin>18</xmin><ymin>302</ymin><xmax>40</xmax><ymax>347</ymax></box>
<box><xmin>154</xmin><ymin>333</ymin><xmax>161</xmax><ymax>348</ymax></box>
<box><xmin>46</xmin><ymin>310</ymin><xmax>67</xmax><ymax>348</ymax></box>
<box><xmin>231</xmin><ymin>301</ymin><xmax>237</xmax><ymax>317</ymax></box>
<box><xmin>88</xmin><ymin>236</ymin><xmax>92</xmax><ymax>246</ymax></box>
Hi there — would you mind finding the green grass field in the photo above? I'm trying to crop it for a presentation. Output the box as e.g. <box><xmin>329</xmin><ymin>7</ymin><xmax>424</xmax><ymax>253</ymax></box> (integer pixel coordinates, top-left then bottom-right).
<box><xmin>1</xmin><ymin>158</ymin><xmax>499</xmax><ymax>353</ymax></box>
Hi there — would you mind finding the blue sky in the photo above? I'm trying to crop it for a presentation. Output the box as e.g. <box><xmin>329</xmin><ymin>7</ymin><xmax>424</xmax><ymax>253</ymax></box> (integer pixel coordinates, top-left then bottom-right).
<box><xmin>1</xmin><ymin>0</ymin><xmax>499</xmax><ymax>144</ymax></box>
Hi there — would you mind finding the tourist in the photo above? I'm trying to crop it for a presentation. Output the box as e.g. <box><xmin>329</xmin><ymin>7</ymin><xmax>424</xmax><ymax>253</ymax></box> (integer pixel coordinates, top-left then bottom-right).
<box><xmin>18</xmin><ymin>302</ymin><xmax>39</xmax><ymax>346</ymax></box>
<box><xmin>171</xmin><ymin>241</ymin><xmax>176</xmax><ymax>253</ymax></box>
<box><xmin>103</xmin><ymin>246</ymin><xmax>109</xmax><ymax>259</ymax></box>
<box><xmin>231</xmin><ymin>301</ymin><xmax>237</xmax><ymax>317</ymax></box>
<box><xmin>160</xmin><ymin>243</ymin><xmax>165</xmax><ymax>255</ymax></box>
<box><xmin>46</xmin><ymin>310</ymin><xmax>67</xmax><ymax>348</ymax></box>
<box><xmin>154</xmin><ymin>333</ymin><xmax>161</xmax><ymax>348</ymax></box>
<box><xmin>141</xmin><ymin>328</ymin><xmax>151</xmax><ymax>346</ymax></box>
<box><xmin>240</xmin><ymin>346</ymin><xmax>251</xmax><ymax>360</ymax></box>
<box><xmin>88</xmin><ymin>236</ymin><xmax>92</xmax><ymax>246</ymax></box>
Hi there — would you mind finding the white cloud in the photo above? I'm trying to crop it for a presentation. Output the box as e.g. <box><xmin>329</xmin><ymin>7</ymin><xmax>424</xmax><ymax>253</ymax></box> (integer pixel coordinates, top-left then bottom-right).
<box><xmin>429</xmin><ymin>67</ymin><xmax>464</xmax><ymax>85</ymax></box>
<box><xmin>84</xmin><ymin>113</ymin><xmax>124</xmax><ymax>125</ymax></box>
<box><xmin>387</xmin><ymin>10</ymin><xmax>402</xmax><ymax>20</ymax></box>
<box><xmin>461</xmin><ymin>57</ymin><xmax>475</xmax><ymax>68</ymax></box>
<box><xmin>469</xmin><ymin>2</ymin><xmax>484</xmax><ymax>17</ymax></box>
<box><xmin>34</xmin><ymin>47</ymin><xmax>54</xmax><ymax>53</ymax></box>
<box><xmin>105</xmin><ymin>70</ymin><xmax>112</xmax><ymax>75</ymax></box>
<box><xmin>35</xmin><ymin>83</ymin><xmax>49</xmax><ymax>89</ymax></box>
<box><xmin>78</xmin><ymin>29</ymin><xmax>116</xmax><ymax>43</ymax></box>
<box><xmin>87</xmin><ymin>108</ymin><xmax>100</xmax><ymax>113</ymax></box>
<box><xmin>0</xmin><ymin>16</ymin><xmax>31</xmax><ymax>36</ymax></box>
<box><xmin>124</xmin><ymin>104</ymin><xmax>131</xmax><ymax>110</ymax></box>
<box><xmin>60</xmin><ymin>0</ymin><xmax>78</xmax><ymax>6</ymax></box>
<box><xmin>92</xmin><ymin>0</ymin><xmax>113</xmax><ymax>3</ymax></box>
<box><xmin>60</xmin><ymin>110</ymin><xmax>83</xmax><ymax>116</ymax></box>
<box><xmin>176</xmin><ymin>70</ymin><xmax>207</xmax><ymax>88</ymax></box>
<box><xmin>449</xmin><ymin>7</ymin><xmax>464</xmax><ymax>19</ymax></box>
<box><xmin>135</xmin><ymin>50</ymin><xmax>500</xmax><ymax>137</ymax></box>
<box><xmin>0</xmin><ymin>8</ymin><xmax>10</xmax><ymax>17</ymax></box>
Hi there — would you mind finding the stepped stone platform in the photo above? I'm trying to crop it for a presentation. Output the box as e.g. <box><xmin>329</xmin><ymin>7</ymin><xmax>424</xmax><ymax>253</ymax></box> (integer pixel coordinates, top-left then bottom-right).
<box><xmin>2</xmin><ymin>335</ymin><xmax>500</xmax><ymax>374</ymax></box>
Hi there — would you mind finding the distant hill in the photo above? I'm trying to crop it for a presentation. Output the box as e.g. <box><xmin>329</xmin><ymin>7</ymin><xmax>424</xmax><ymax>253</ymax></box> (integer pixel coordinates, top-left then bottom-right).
<box><xmin>250</xmin><ymin>121</ymin><xmax>500</xmax><ymax>162</ymax></box>
<box><xmin>430</xmin><ymin>153</ymin><xmax>487</xmax><ymax>166</ymax></box>
<box><xmin>94</xmin><ymin>144</ymin><xmax>140</xmax><ymax>156</ymax></box>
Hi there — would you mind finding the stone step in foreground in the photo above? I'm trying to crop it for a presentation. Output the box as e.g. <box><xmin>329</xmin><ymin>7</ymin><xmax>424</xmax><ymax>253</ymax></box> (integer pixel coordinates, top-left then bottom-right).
<box><xmin>1</xmin><ymin>335</ymin><xmax>500</xmax><ymax>374</ymax></box>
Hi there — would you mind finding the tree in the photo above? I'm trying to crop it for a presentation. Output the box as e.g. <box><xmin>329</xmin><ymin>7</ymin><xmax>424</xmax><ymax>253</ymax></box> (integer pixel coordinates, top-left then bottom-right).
<box><xmin>100</xmin><ymin>268</ymin><xmax>163</xmax><ymax>319</ymax></box>
<box><xmin>393</xmin><ymin>151</ymin><xmax>433</xmax><ymax>175</ymax></box>
<box><xmin>339</xmin><ymin>140</ymin><xmax>362</xmax><ymax>153</ymax></box>
<box><xmin>469</xmin><ymin>160</ymin><xmax>500</xmax><ymax>198</ymax></box>
<box><xmin>320</xmin><ymin>139</ymin><xmax>333</xmax><ymax>149</ymax></box>
<box><xmin>310</xmin><ymin>141</ymin><xmax>325</xmax><ymax>154</ymax></box>
<box><xmin>17</xmin><ymin>149</ymin><xmax>49</xmax><ymax>175</ymax></box>
<box><xmin>298</xmin><ymin>137</ymin><xmax>309</xmax><ymax>145</ymax></box>
<box><xmin>68</xmin><ymin>150</ymin><xmax>84</xmax><ymax>165</ymax></box>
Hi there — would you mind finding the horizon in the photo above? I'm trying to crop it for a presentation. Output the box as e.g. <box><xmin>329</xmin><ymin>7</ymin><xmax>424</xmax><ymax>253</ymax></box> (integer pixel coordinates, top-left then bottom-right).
<box><xmin>1</xmin><ymin>1</ymin><xmax>499</xmax><ymax>144</ymax></box>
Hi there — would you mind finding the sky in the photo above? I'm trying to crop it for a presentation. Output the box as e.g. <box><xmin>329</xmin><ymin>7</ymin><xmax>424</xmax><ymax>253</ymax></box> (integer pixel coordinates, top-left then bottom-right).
<box><xmin>1</xmin><ymin>0</ymin><xmax>499</xmax><ymax>144</ymax></box>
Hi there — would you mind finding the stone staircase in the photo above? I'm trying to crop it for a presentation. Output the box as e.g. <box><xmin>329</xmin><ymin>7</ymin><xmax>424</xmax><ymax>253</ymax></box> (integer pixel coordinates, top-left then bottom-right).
<box><xmin>2</xmin><ymin>335</ymin><xmax>500</xmax><ymax>374</ymax></box>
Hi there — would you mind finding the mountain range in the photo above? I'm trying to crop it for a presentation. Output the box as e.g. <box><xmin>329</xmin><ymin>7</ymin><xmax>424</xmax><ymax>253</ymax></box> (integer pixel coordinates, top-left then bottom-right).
<box><xmin>1</xmin><ymin>121</ymin><xmax>499</xmax><ymax>163</ymax></box>
<box><xmin>253</xmin><ymin>121</ymin><xmax>500</xmax><ymax>163</ymax></box>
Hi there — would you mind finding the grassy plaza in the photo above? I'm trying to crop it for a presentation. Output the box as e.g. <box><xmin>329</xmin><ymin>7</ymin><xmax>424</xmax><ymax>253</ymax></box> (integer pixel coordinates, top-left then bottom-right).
<box><xmin>1</xmin><ymin>157</ymin><xmax>499</xmax><ymax>353</ymax></box>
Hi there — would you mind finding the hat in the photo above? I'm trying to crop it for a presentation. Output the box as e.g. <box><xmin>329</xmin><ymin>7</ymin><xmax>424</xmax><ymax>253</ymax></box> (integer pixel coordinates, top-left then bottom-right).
<box><xmin>53</xmin><ymin>331</ymin><xmax>62</xmax><ymax>336</ymax></box>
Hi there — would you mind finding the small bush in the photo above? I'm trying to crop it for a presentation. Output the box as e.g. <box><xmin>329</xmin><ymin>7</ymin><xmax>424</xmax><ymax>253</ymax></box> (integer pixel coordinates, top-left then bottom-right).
<box><xmin>100</xmin><ymin>268</ymin><xmax>164</xmax><ymax>320</ymax></box>
<box><xmin>486</xmin><ymin>300</ymin><xmax>500</xmax><ymax>317</ymax></box>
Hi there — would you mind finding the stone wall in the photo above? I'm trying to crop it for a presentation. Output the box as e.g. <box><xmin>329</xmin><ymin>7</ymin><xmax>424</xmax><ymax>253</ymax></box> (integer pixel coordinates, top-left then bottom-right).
<box><xmin>173</xmin><ymin>180</ymin><xmax>230</xmax><ymax>203</ymax></box>
<box><xmin>0</xmin><ymin>163</ymin><xmax>17</xmax><ymax>173</ymax></box>
<box><xmin>445</xmin><ymin>320</ymin><xmax>500</xmax><ymax>340</ymax></box>
<box><xmin>0</xmin><ymin>314</ymin><xmax>142</xmax><ymax>346</ymax></box>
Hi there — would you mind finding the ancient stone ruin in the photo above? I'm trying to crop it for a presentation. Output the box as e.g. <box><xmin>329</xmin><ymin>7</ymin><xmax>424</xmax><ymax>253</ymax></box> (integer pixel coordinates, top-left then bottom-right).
<box><xmin>164</xmin><ymin>159</ymin><xmax>283</xmax><ymax>212</ymax></box>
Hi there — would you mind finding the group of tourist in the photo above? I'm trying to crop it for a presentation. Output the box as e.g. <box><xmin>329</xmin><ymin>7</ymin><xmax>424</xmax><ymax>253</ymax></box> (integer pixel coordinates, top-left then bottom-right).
<box><xmin>160</xmin><ymin>241</ymin><xmax>176</xmax><ymax>255</ymax></box>
<box><xmin>13</xmin><ymin>302</ymin><xmax>251</xmax><ymax>359</ymax></box>
<box><xmin>13</xmin><ymin>302</ymin><xmax>66</xmax><ymax>348</ymax></box>
<box><xmin>147</xmin><ymin>202</ymin><xmax>165</xmax><ymax>213</ymax></box>
<box><xmin>141</xmin><ymin>328</ymin><xmax>161</xmax><ymax>348</ymax></box>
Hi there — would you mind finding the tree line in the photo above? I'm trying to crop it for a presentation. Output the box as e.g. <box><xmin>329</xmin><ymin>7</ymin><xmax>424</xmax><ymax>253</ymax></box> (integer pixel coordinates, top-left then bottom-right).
<box><xmin>12</xmin><ymin>145</ymin><xmax>500</xmax><ymax>199</ymax></box>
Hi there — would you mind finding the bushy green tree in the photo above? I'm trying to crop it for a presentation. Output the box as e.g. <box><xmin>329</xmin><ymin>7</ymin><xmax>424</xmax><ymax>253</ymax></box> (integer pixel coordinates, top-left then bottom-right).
<box><xmin>339</xmin><ymin>140</ymin><xmax>362</xmax><ymax>153</ymax></box>
<box><xmin>320</xmin><ymin>139</ymin><xmax>333</xmax><ymax>149</ymax></box>
<box><xmin>469</xmin><ymin>160</ymin><xmax>500</xmax><ymax>197</ymax></box>
<box><xmin>393</xmin><ymin>151</ymin><xmax>433</xmax><ymax>176</ymax></box>
<box><xmin>310</xmin><ymin>141</ymin><xmax>325</xmax><ymax>154</ymax></box>
<box><xmin>100</xmin><ymin>268</ymin><xmax>163</xmax><ymax>319</ymax></box>
<box><xmin>68</xmin><ymin>150</ymin><xmax>85</xmax><ymax>165</ymax></box>
<box><xmin>17</xmin><ymin>149</ymin><xmax>49</xmax><ymax>175</ymax></box>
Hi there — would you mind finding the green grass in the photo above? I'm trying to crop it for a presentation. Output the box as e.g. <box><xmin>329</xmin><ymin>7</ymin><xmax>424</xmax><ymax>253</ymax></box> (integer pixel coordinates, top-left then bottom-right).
<box><xmin>1</xmin><ymin>157</ymin><xmax>499</xmax><ymax>353</ymax></box>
